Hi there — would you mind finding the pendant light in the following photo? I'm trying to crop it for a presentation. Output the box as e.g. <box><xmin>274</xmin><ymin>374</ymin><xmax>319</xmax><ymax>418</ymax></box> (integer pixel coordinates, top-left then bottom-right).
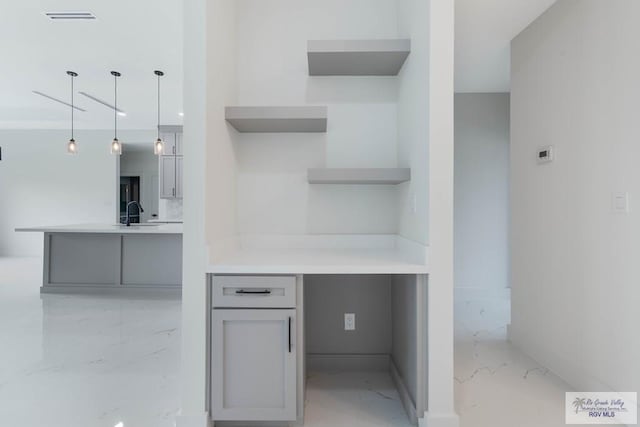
<box><xmin>110</xmin><ymin>71</ymin><xmax>122</xmax><ymax>155</ymax></box>
<box><xmin>66</xmin><ymin>71</ymin><xmax>78</xmax><ymax>154</ymax></box>
<box><xmin>153</xmin><ymin>70</ymin><xmax>164</xmax><ymax>155</ymax></box>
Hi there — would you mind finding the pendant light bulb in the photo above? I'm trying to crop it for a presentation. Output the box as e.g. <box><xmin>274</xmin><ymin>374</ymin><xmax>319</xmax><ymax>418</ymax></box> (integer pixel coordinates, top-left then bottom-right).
<box><xmin>154</xmin><ymin>70</ymin><xmax>164</xmax><ymax>156</ymax></box>
<box><xmin>66</xmin><ymin>71</ymin><xmax>78</xmax><ymax>155</ymax></box>
<box><xmin>67</xmin><ymin>138</ymin><xmax>78</xmax><ymax>154</ymax></box>
<box><xmin>110</xmin><ymin>71</ymin><xmax>123</xmax><ymax>155</ymax></box>
<box><xmin>111</xmin><ymin>138</ymin><xmax>122</xmax><ymax>155</ymax></box>
<box><xmin>154</xmin><ymin>138</ymin><xmax>164</xmax><ymax>155</ymax></box>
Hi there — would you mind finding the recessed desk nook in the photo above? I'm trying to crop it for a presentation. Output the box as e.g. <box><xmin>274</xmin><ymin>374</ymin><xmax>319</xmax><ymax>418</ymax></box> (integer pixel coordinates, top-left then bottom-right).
<box><xmin>200</xmin><ymin>0</ymin><xmax>454</xmax><ymax>425</ymax></box>
<box><xmin>208</xmin><ymin>236</ymin><xmax>428</xmax><ymax>425</ymax></box>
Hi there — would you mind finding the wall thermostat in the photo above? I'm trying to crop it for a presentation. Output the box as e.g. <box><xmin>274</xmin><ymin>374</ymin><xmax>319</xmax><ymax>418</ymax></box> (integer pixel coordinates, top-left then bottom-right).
<box><xmin>537</xmin><ymin>145</ymin><xmax>554</xmax><ymax>164</ymax></box>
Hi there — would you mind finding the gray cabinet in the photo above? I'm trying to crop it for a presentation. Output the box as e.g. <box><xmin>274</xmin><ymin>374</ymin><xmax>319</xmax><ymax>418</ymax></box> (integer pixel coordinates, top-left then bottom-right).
<box><xmin>212</xmin><ymin>308</ymin><xmax>297</xmax><ymax>421</ymax></box>
<box><xmin>160</xmin><ymin>155</ymin><xmax>177</xmax><ymax>198</ymax></box>
<box><xmin>159</xmin><ymin>126</ymin><xmax>183</xmax><ymax>155</ymax></box>
<box><xmin>176</xmin><ymin>156</ymin><xmax>183</xmax><ymax>198</ymax></box>
<box><xmin>42</xmin><ymin>232</ymin><xmax>182</xmax><ymax>291</ymax></box>
<box><xmin>175</xmin><ymin>132</ymin><xmax>183</xmax><ymax>155</ymax></box>
<box><xmin>160</xmin><ymin>131</ymin><xmax>176</xmax><ymax>155</ymax></box>
<box><xmin>159</xmin><ymin>128</ymin><xmax>183</xmax><ymax>200</ymax></box>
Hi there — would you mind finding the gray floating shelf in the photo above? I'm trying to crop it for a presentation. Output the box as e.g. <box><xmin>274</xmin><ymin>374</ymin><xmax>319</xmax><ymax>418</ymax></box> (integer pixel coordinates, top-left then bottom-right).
<box><xmin>225</xmin><ymin>106</ymin><xmax>328</xmax><ymax>133</ymax></box>
<box><xmin>308</xmin><ymin>168</ymin><xmax>411</xmax><ymax>185</ymax></box>
<box><xmin>307</xmin><ymin>39</ymin><xmax>411</xmax><ymax>76</ymax></box>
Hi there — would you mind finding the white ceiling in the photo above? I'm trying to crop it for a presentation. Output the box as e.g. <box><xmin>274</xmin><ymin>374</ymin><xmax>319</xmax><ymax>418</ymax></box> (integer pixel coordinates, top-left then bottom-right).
<box><xmin>1</xmin><ymin>0</ymin><xmax>555</xmax><ymax>128</ymax></box>
<box><xmin>455</xmin><ymin>0</ymin><xmax>557</xmax><ymax>93</ymax></box>
<box><xmin>0</xmin><ymin>0</ymin><xmax>183</xmax><ymax>130</ymax></box>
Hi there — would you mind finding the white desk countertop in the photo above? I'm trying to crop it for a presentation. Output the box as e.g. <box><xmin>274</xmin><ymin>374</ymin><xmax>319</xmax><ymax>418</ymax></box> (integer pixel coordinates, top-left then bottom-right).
<box><xmin>206</xmin><ymin>234</ymin><xmax>429</xmax><ymax>275</ymax></box>
<box><xmin>15</xmin><ymin>223</ymin><xmax>183</xmax><ymax>235</ymax></box>
<box><xmin>207</xmin><ymin>247</ymin><xmax>428</xmax><ymax>275</ymax></box>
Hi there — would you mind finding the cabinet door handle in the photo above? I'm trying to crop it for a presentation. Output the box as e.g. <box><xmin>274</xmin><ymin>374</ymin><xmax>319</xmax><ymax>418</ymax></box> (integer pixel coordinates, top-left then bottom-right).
<box><xmin>235</xmin><ymin>289</ymin><xmax>271</xmax><ymax>295</ymax></box>
<box><xmin>288</xmin><ymin>316</ymin><xmax>292</xmax><ymax>353</ymax></box>
<box><xmin>172</xmin><ymin>188</ymin><xmax>175</xmax><ymax>197</ymax></box>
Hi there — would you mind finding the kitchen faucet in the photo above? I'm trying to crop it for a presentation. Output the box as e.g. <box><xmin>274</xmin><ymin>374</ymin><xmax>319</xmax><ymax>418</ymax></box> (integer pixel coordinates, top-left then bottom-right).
<box><xmin>125</xmin><ymin>201</ymin><xmax>144</xmax><ymax>226</ymax></box>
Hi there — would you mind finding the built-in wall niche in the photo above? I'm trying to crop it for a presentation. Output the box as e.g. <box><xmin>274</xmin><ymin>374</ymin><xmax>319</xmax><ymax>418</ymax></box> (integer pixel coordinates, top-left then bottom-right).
<box><xmin>208</xmin><ymin>0</ymin><xmax>429</xmax><ymax>266</ymax></box>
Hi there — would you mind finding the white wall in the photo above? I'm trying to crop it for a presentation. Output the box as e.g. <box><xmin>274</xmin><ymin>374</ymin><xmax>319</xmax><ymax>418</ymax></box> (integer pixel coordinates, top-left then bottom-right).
<box><xmin>232</xmin><ymin>0</ymin><xmax>402</xmax><ymax>237</ymax></box>
<box><xmin>454</xmin><ymin>93</ymin><xmax>509</xmax><ymax>291</ymax></box>
<box><xmin>511</xmin><ymin>0</ymin><xmax>640</xmax><ymax>394</ymax></box>
<box><xmin>392</xmin><ymin>274</ymin><xmax>418</xmax><ymax>404</ymax></box>
<box><xmin>425</xmin><ymin>0</ymin><xmax>457</xmax><ymax>422</ymax></box>
<box><xmin>177</xmin><ymin>0</ymin><xmax>209</xmax><ymax>424</ymax></box>
<box><xmin>206</xmin><ymin>0</ymin><xmax>238</xmax><ymax>260</ymax></box>
<box><xmin>0</xmin><ymin>129</ymin><xmax>152</xmax><ymax>256</ymax></box>
<box><xmin>120</xmin><ymin>150</ymin><xmax>159</xmax><ymax>222</ymax></box>
<box><xmin>397</xmin><ymin>0</ymin><xmax>431</xmax><ymax>245</ymax></box>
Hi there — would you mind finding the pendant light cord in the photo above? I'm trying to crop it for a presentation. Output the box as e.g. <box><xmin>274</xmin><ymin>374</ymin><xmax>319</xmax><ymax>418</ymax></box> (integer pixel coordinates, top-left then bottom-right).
<box><xmin>71</xmin><ymin>74</ymin><xmax>74</xmax><ymax>140</ymax></box>
<box><xmin>157</xmin><ymin>73</ymin><xmax>160</xmax><ymax>139</ymax></box>
<box><xmin>114</xmin><ymin>73</ymin><xmax>117</xmax><ymax>139</ymax></box>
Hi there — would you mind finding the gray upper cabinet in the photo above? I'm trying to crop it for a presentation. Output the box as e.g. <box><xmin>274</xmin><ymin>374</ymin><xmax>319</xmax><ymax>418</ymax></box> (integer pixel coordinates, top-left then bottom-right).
<box><xmin>159</xmin><ymin>125</ymin><xmax>183</xmax><ymax>155</ymax></box>
<box><xmin>175</xmin><ymin>156</ymin><xmax>183</xmax><ymax>199</ymax></box>
<box><xmin>211</xmin><ymin>308</ymin><xmax>297</xmax><ymax>421</ymax></box>
<box><xmin>160</xmin><ymin>156</ymin><xmax>177</xmax><ymax>198</ymax></box>
<box><xmin>161</xmin><ymin>132</ymin><xmax>176</xmax><ymax>155</ymax></box>
<box><xmin>175</xmin><ymin>132</ymin><xmax>183</xmax><ymax>156</ymax></box>
<box><xmin>159</xmin><ymin>127</ymin><xmax>183</xmax><ymax>199</ymax></box>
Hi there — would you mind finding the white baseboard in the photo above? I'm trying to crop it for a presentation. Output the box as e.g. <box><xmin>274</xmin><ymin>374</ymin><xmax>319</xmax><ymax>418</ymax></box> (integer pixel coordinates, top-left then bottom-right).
<box><xmin>390</xmin><ymin>358</ymin><xmax>418</xmax><ymax>425</ymax></box>
<box><xmin>175</xmin><ymin>412</ymin><xmax>211</xmax><ymax>427</ymax></box>
<box><xmin>306</xmin><ymin>354</ymin><xmax>389</xmax><ymax>372</ymax></box>
<box><xmin>419</xmin><ymin>412</ymin><xmax>460</xmax><ymax>427</ymax></box>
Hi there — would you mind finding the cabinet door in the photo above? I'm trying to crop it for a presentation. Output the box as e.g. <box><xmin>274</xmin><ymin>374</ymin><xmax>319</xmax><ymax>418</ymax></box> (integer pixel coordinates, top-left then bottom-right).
<box><xmin>175</xmin><ymin>132</ymin><xmax>183</xmax><ymax>156</ymax></box>
<box><xmin>212</xmin><ymin>309</ymin><xmax>297</xmax><ymax>421</ymax></box>
<box><xmin>161</xmin><ymin>132</ymin><xmax>176</xmax><ymax>155</ymax></box>
<box><xmin>175</xmin><ymin>156</ymin><xmax>183</xmax><ymax>199</ymax></box>
<box><xmin>159</xmin><ymin>156</ymin><xmax>176</xmax><ymax>199</ymax></box>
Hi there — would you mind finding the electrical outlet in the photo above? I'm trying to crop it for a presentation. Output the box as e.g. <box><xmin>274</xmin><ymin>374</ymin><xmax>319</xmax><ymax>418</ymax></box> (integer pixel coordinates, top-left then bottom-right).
<box><xmin>344</xmin><ymin>313</ymin><xmax>355</xmax><ymax>331</ymax></box>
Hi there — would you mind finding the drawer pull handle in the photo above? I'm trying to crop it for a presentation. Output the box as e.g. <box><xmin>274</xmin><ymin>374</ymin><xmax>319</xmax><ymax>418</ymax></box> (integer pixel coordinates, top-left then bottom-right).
<box><xmin>235</xmin><ymin>289</ymin><xmax>271</xmax><ymax>295</ymax></box>
<box><xmin>288</xmin><ymin>316</ymin><xmax>292</xmax><ymax>353</ymax></box>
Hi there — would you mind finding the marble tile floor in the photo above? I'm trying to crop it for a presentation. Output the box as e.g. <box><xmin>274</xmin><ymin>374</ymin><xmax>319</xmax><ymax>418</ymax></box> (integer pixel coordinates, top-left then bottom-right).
<box><xmin>455</xmin><ymin>290</ymin><xmax>589</xmax><ymax>427</ymax></box>
<box><xmin>304</xmin><ymin>371</ymin><xmax>414</xmax><ymax>427</ymax></box>
<box><xmin>0</xmin><ymin>257</ymin><xmax>181</xmax><ymax>427</ymax></box>
<box><xmin>0</xmin><ymin>257</ymin><xmax>584</xmax><ymax>427</ymax></box>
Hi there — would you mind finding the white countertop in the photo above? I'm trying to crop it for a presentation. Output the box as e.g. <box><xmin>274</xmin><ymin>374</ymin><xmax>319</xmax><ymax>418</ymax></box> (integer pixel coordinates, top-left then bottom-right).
<box><xmin>206</xmin><ymin>234</ymin><xmax>429</xmax><ymax>275</ymax></box>
<box><xmin>207</xmin><ymin>247</ymin><xmax>428</xmax><ymax>274</ymax></box>
<box><xmin>15</xmin><ymin>223</ymin><xmax>183</xmax><ymax>235</ymax></box>
<box><xmin>147</xmin><ymin>219</ymin><xmax>183</xmax><ymax>223</ymax></box>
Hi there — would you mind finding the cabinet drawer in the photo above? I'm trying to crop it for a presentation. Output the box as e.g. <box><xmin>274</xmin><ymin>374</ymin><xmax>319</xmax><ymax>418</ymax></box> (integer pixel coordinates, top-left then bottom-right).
<box><xmin>212</xmin><ymin>275</ymin><xmax>296</xmax><ymax>308</ymax></box>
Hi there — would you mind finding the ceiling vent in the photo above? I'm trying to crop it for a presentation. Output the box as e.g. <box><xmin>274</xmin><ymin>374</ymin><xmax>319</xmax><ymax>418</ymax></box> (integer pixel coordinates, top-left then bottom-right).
<box><xmin>45</xmin><ymin>11</ymin><xmax>96</xmax><ymax>20</ymax></box>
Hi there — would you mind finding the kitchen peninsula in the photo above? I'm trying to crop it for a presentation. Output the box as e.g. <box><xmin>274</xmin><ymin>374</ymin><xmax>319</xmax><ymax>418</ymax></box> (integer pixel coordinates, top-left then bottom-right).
<box><xmin>16</xmin><ymin>223</ymin><xmax>182</xmax><ymax>292</ymax></box>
